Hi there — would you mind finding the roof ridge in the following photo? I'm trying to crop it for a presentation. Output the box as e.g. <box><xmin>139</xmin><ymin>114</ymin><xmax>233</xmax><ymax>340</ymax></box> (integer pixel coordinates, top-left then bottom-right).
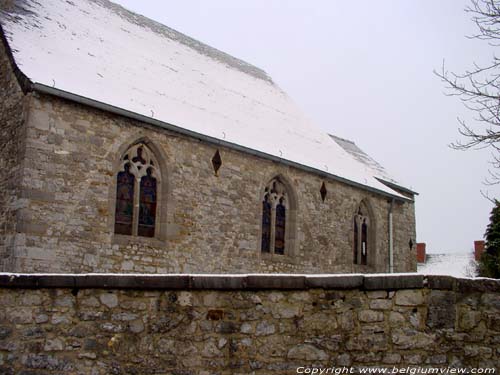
<box><xmin>94</xmin><ymin>0</ymin><xmax>273</xmax><ymax>83</ymax></box>
<box><xmin>328</xmin><ymin>133</ymin><xmax>356</xmax><ymax>145</ymax></box>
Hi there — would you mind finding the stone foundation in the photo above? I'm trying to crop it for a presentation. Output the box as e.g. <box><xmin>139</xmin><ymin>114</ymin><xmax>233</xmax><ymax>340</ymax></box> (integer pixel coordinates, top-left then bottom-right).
<box><xmin>0</xmin><ymin>274</ymin><xmax>498</xmax><ymax>373</ymax></box>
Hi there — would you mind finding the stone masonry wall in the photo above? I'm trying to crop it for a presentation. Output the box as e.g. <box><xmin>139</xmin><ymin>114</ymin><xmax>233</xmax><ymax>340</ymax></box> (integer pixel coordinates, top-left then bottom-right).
<box><xmin>0</xmin><ymin>274</ymin><xmax>498</xmax><ymax>374</ymax></box>
<box><xmin>5</xmin><ymin>90</ymin><xmax>417</xmax><ymax>274</ymax></box>
<box><xmin>0</xmin><ymin>32</ymin><xmax>28</xmax><ymax>271</ymax></box>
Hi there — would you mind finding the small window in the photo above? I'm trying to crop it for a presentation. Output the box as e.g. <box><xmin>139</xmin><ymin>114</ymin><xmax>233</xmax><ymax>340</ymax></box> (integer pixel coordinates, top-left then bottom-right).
<box><xmin>261</xmin><ymin>194</ymin><xmax>272</xmax><ymax>252</ymax></box>
<box><xmin>260</xmin><ymin>177</ymin><xmax>291</xmax><ymax>255</ymax></box>
<box><xmin>353</xmin><ymin>202</ymin><xmax>371</xmax><ymax>265</ymax></box>
<box><xmin>114</xmin><ymin>144</ymin><xmax>160</xmax><ymax>238</ymax></box>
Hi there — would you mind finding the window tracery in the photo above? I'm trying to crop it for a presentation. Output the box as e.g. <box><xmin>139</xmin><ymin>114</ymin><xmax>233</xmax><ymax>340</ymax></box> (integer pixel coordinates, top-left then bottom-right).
<box><xmin>261</xmin><ymin>177</ymin><xmax>289</xmax><ymax>255</ymax></box>
<box><xmin>114</xmin><ymin>144</ymin><xmax>160</xmax><ymax>238</ymax></box>
<box><xmin>353</xmin><ymin>202</ymin><xmax>370</xmax><ymax>265</ymax></box>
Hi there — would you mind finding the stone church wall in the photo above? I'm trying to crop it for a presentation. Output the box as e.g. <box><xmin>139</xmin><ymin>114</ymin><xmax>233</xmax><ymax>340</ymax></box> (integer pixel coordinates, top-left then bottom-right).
<box><xmin>0</xmin><ymin>34</ymin><xmax>28</xmax><ymax>271</ymax></box>
<box><xmin>0</xmin><ymin>274</ymin><xmax>498</xmax><ymax>373</ymax></box>
<box><xmin>1</xmin><ymin>86</ymin><xmax>417</xmax><ymax>273</ymax></box>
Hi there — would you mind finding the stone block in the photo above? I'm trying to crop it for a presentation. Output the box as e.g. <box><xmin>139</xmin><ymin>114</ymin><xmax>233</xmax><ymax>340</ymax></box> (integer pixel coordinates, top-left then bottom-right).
<box><xmin>255</xmin><ymin>320</ymin><xmax>275</xmax><ymax>336</ymax></box>
<box><xmin>427</xmin><ymin>290</ymin><xmax>456</xmax><ymax>329</ymax></box>
<box><xmin>99</xmin><ymin>292</ymin><xmax>118</xmax><ymax>308</ymax></box>
<box><xmin>191</xmin><ymin>275</ymin><xmax>246</xmax><ymax>289</ymax></box>
<box><xmin>370</xmin><ymin>299</ymin><xmax>392</xmax><ymax>310</ymax></box>
<box><xmin>246</xmin><ymin>275</ymin><xmax>306</xmax><ymax>289</ymax></box>
<box><xmin>458</xmin><ymin>309</ymin><xmax>482</xmax><ymax>331</ymax></box>
<box><xmin>306</xmin><ymin>275</ymin><xmax>363</xmax><ymax>289</ymax></box>
<box><xmin>366</xmin><ymin>290</ymin><xmax>388</xmax><ymax>299</ymax></box>
<box><xmin>456</xmin><ymin>278</ymin><xmax>500</xmax><ymax>293</ymax></box>
<box><xmin>382</xmin><ymin>353</ymin><xmax>401</xmax><ymax>364</ymax></box>
<box><xmin>480</xmin><ymin>293</ymin><xmax>500</xmax><ymax>310</ymax></box>
<box><xmin>426</xmin><ymin>275</ymin><xmax>455</xmax><ymax>290</ymax></box>
<box><xmin>358</xmin><ymin>310</ymin><xmax>384</xmax><ymax>323</ymax></box>
<box><xmin>392</xmin><ymin>328</ymin><xmax>436</xmax><ymax>349</ymax></box>
<box><xmin>364</xmin><ymin>274</ymin><xmax>423</xmax><ymax>290</ymax></box>
<box><xmin>287</xmin><ymin>344</ymin><xmax>328</xmax><ymax>361</ymax></box>
<box><xmin>395</xmin><ymin>289</ymin><xmax>424</xmax><ymax>306</ymax></box>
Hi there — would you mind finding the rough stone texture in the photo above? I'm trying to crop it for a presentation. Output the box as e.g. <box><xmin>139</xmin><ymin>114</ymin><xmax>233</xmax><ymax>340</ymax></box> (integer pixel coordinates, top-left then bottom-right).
<box><xmin>1</xmin><ymin>88</ymin><xmax>417</xmax><ymax>274</ymax></box>
<box><xmin>0</xmin><ymin>33</ymin><xmax>28</xmax><ymax>272</ymax></box>
<box><xmin>0</xmin><ymin>276</ymin><xmax>499</xmax><ymax>372</ymax></box>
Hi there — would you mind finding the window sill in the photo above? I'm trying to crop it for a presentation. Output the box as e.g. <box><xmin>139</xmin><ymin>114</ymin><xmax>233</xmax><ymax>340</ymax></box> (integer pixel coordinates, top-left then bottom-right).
<box><xmin>112</xmin><ymin>234</ymin><xmax>165</xmax><ymax>248</ymax></box>
<box><xmin>260</xmin><ymin>251</ymin><xmax>298</xmax><ymax>264</ymax></box>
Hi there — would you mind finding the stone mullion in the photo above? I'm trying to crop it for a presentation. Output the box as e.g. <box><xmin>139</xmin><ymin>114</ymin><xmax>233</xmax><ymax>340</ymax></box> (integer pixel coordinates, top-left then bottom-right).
<box><xmin>132</xmin><ymin>177</ymin><xmax>140</xmax><ymax>236</ymax></box>
<box><xmin>270</xmin><ymin>198</ymin><xmax>277</xmax><ymax>254</ymax></box>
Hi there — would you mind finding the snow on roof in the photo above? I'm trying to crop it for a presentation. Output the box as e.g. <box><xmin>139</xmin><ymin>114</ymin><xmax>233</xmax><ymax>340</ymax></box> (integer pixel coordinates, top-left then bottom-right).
<box><xmin>0</xmin><ymin>0</ymin><xmax>412</xmax><ymax>199</ymax></box>
<box><xmin>330</xmin><ymin>135</ymin><xmax>401</xmax><ymax>184</ymax></box>
<box><xmin>417</xmin><ymin>253</ymin><xmax>475</xmax><ymax>278</ymax></box>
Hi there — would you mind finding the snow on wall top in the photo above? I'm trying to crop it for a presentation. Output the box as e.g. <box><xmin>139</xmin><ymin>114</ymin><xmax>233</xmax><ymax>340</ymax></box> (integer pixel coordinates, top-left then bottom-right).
<box><xmin>0</xmin><ymin>0</ymin><xmax>411</xmax><ymax>198</ymax></box>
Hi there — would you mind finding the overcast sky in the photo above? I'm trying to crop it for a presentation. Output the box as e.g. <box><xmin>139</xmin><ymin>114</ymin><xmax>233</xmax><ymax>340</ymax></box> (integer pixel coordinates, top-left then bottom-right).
<box><xmin>113</xmin><ymin>0</ymin><xmax>499</xmax><ymax>254</ymax></box>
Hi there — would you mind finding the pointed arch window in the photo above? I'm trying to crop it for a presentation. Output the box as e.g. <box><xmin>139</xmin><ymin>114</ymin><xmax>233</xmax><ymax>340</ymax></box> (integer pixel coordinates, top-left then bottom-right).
<box><xmin>261</xmin><ymin>177</ymin><xmax>291</xmax><ymax>255</ymax></box>
<box><xmin>353</xmin><ymin>203</ymin><xmax>370</xmax><ymax>265</ymax></box>
<box><xmin>114</xmin><ymin>144</ymin><xmax>160</xmax><ymax>238</ymax></box>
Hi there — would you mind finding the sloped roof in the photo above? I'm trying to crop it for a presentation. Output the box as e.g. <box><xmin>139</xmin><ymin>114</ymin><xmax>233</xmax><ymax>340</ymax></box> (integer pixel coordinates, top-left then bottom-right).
<box><xmin>0</xmin><ymin>0</ymin><xmax>413</xmax><ymax>199</ymax></box>
<box><xmin>330</xmin><ymin>135</ymin><xmax>416</xmax><ymax>195</ymax></box>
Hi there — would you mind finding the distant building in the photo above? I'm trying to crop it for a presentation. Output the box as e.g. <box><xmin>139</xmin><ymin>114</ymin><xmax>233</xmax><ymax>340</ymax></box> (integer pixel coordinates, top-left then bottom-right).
<box><xmin>474</xmin><ymin>240</ymin><xmax>485</xmax><ymax>261</ymax></box>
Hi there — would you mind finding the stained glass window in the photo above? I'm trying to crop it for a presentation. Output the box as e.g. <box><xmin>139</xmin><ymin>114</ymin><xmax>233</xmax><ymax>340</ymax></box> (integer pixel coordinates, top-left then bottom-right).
<box><xmin>361</xmin><ymin>220</ymin><xmax>368</xmax><ymax>265</ymax></box>
<box><xmin>353</xmin><ymin>202</ymin><xmax>370</xmax><ymax>265</ymax></box>
<box><xmin>275</xmin><ymin>198</ymin><xmax>286</xmax><ymax>255</ymax></box>
<box><xmin>353</xmin><ymin>217</ymin><xmax>359</xmax><ymax>264</ymax></box>
<box><xmin>261</xmin><ymin>194</ymin><xmax>272</xmax><ymax>252</ymax></box>
<box><xmin>138</xmin><ymin>167</ymin><xmax>157</xmax><ymax>237</ymax></box>
<box><xmin>114</xmin><ymin>144</ymin><xmax>161</xmax><ymax>238</ymax></box>
<box><xmin>114</xmin><ymin>163</ymin><xmax>135</xmax><ymax>235</ymax></box>
<box><xmin>261</xmin><ymin>177</ymin><xmax>291</xmax><ymax>255</ymax></box>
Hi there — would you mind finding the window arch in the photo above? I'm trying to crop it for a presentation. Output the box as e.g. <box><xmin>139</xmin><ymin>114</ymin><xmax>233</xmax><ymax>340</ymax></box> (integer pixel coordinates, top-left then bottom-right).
<box><xmin>114</xmin><ymin>143</ymin><xmax>161</xmax><ymax>238</ymax></box>
<box><xmin>353</xmin><ymin>201</ymin><xmax>372</xmax><ymax>265</ymax></box>
<box><xmin>260</xmin><ymin>176</ymin><xmax>294</xmax><ymax>255</ymax></box>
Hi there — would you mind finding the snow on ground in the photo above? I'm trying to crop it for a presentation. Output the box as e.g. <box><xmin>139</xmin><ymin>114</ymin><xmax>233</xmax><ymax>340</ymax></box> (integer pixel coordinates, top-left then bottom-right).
<box><xmin>417</xmin><ymin>253</ymin><xmax>476</xmax><ymax>278</ymax></box>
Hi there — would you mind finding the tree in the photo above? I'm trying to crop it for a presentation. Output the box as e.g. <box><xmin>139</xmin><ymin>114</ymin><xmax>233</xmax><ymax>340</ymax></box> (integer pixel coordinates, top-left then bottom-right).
<box><xmin>436</xmin><ymin>0</ymin><xmax>500</xmax><ymax>185</ymax></box>
<box><xmin>478</xmin><ymin>199</ymin><xmax>500</xmax><ymax>277</ymax></box>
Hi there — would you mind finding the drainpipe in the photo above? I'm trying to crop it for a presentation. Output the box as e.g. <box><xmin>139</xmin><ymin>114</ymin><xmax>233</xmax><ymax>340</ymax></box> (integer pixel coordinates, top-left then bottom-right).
<box><xmin>388</xmin><ymin>199</ymin><xmax>394</xmax><ymax>273</ymax></box>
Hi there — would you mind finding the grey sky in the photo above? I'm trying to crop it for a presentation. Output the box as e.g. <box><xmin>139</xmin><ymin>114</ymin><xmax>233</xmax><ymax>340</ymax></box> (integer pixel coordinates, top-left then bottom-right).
<box><xmin>113</xmin><ymin>0</ymin><xmax>500</xmax><ymax>253</ymax></box>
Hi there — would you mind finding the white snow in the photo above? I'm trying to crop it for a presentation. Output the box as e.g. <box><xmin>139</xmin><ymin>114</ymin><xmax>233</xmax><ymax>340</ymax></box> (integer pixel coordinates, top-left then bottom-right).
<box><xmin>417</xmin><ymin>253</ymin><xmax>476</xmax><ymax>278</ymax></box>
<box><xmin>0</xmin><ymin>0</ymin><xmax>410</xmax><ymax>198</ymax></box>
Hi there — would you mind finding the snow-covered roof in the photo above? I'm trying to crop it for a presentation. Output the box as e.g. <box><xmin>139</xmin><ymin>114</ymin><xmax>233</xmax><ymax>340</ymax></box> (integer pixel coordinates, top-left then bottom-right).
<box><xmin>329</xmin><ymin>135</ymin><xmax>416</xmax><ymax>194</ymax></box>
<box><xmin>0</xmin><ymin>0</ymin><xmax>413</xmax><ymax>199</ymax></box>
<box><xmin>417</xmin><ymin>253</ymin><xmax>475</xmax><ymax>278</ymax></box>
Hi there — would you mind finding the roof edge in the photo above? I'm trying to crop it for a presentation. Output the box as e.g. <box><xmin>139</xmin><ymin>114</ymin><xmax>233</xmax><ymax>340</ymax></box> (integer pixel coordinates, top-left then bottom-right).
<box><xmin>32</xmin><ymin>82</ymin><xmax>412</xmax><ymax>203</ymax></box>
<box><xmin>0</xmin><ymin>22</ymin><xmax>32</xmax><ymax>94</ymax></box>
<box><xmin>376</xmin><ymin>177</ymin><xmax>418</xmax><ymax>196</ymax></box>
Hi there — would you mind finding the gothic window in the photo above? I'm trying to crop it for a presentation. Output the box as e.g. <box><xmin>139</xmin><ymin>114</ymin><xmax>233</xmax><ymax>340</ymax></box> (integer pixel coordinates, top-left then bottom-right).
<box><xmin>353</xmin><ymin>202</ymin><xmax>371</xmax><ymax>265</ymax></box>
<box><xmin>353</xmin><ymin>217</ymin><xmax>358</xmax><ymax>264</ymax></box>
<box><xmin>115</xmin><ymin>163</ymin><xmax>135</xmax><ymax>235</ymax></box>
<box><xmin>275</xmin><ymin>198</ymin><xmax>286</xmax><ymax>254</ymax></box>
<box><xmin>261</xmin><ymin>177</ymin><xmax>290</xmax><ymax>255</ymax></box>
<box><xmin>361</xmin><ymin>219</ymin><xmax>368</xmax><ymax>265</ymax></box>
<box><xmin>114</xmin><ymin>144</ymin><xmax>160</xmax><ymax>238</ymax></box>
<box><xmin>138</xmin><ymin>167</ymin><xmax>157</xmax><ymax>237</ymax></box>
<box><xmin>261</xmin><ymin>194</ymin><xmax>272</xmax><ymax>252</ymax></box>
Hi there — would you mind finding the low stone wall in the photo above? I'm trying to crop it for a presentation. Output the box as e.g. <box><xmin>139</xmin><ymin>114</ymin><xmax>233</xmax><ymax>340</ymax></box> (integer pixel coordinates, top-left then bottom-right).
<box><xmin>0</xmin><ymin>274</ymin><xmax>498</xmax><ymax>374</ymax></box>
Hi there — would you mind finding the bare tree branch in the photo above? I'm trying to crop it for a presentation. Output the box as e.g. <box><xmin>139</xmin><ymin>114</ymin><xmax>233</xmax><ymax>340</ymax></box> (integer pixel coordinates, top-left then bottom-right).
<box><xmin>435</xmin><ymin>0</ymin><xmax>500</xmax><ymax>185</ymax></box>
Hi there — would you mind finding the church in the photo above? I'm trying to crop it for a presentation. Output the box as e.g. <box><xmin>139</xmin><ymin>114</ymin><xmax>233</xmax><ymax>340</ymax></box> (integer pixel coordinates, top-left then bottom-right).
<box><xmin>0</xmin><ymin>0</ymin><xmax>417</xmax><ymax>274</ymax></box>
